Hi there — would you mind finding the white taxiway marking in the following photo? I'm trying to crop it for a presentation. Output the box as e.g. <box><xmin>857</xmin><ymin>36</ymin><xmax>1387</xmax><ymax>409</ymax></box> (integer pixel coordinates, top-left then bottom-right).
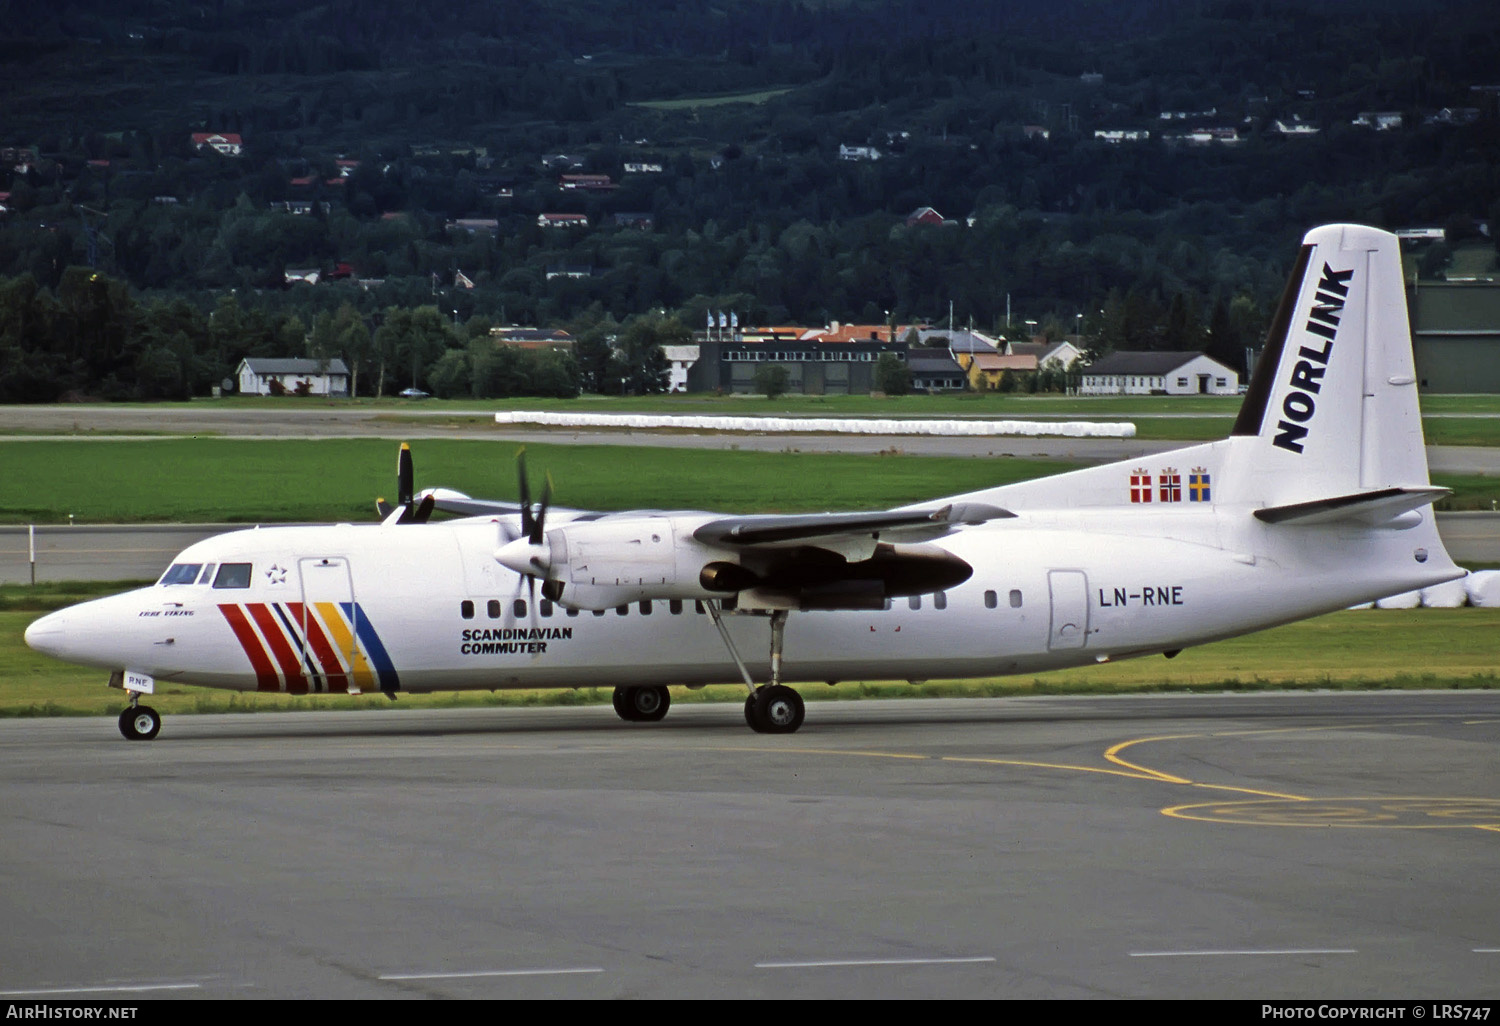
<box><xmin>1129</xmin><ymin>949</ymin><xmax>1358</xmax><ymax>958</ymax></box>
<box><xmin>755</xmin><ymin>956</ymin><xmax>996</xmax><ymax>970</ymax></box>
<box><xmin>0</xmin><ymin>983</ymin><xmax>202</xmax><ymax>996</ymax></box>
<box><xmin>378</xmin><ymin>967</ymin><xmax>604</xmax><ymax>981</ymax></box>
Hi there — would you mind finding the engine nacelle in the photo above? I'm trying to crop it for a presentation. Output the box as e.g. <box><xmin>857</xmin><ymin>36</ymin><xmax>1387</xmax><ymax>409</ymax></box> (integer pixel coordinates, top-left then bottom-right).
<box><xmin>505</xmin><ymin>512</ymin><xmax>974</xmax><ymax>613</ymax></box>
<box><xmin>521</xmin><ymin>515</ymin><xmax>733</xmax><ymax>610</ymax></box>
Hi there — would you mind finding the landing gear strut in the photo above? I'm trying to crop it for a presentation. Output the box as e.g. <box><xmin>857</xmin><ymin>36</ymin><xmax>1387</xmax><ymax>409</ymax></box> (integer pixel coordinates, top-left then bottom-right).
<box><xmin>117</xmin><ymin>694</ymin><xmax>161</xmax><ymax>741</ymax></box>
<box><xmin>707</xmin><ymin>603</ymin><xmax>806</xmax><ymax>734</ymax></box>
<box><xmin>612</xmin><ymin>685</ymin><xmax>671</xmax><ymax>722</ymax></box>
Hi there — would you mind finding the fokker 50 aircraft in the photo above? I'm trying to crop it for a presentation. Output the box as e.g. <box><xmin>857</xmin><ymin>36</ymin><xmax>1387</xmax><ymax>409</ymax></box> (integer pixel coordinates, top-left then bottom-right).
<box><xmin>26</xmin><ymin>224</ymin><xmax>1464</xmax><ymax>740</ymax></box>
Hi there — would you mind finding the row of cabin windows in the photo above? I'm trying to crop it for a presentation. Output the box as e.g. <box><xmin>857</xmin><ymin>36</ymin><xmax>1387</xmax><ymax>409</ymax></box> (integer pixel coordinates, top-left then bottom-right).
<box><xmin>460</xmin><ymin>589</ymin><xmax>1022</xmax><ymax>619</ymax></box>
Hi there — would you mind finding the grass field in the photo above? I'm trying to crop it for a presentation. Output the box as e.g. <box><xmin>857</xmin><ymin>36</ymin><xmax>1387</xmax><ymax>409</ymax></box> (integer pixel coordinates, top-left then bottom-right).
<box><xmin>4</xmin><ymin>598</ymin><xmax>1495</xmax><ymax>719</ymax></box>
<box><xmin>3</xmin><ymin>433</ymin><xmax>1498</xmax><ymax>523</ymax></box>
<box><xmin>0</xmin><ymin>437</ymin><xmax>1081</xmax><ymax>524</ymax></box>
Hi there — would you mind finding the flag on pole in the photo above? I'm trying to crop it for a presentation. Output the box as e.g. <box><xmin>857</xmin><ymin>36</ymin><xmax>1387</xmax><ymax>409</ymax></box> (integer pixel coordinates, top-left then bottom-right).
<box><xmin>455</xmin><ymin>270</ymin><xmax>475</xmax><ymax>289</ymax></box>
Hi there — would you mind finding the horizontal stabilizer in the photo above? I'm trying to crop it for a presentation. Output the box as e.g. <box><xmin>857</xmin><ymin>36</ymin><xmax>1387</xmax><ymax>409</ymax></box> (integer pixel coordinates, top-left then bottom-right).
<box><xmin>1253</xmin><ymin>487</ymin><xmax>1449</xmax><ymax>526</ymax></box>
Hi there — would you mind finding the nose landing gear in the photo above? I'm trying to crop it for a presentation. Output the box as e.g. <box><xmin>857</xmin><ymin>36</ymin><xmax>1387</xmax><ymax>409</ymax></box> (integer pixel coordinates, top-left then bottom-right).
<box><xmin>118</xmin><ymin>696</ymin><xmax>161</xmax><ymax>741</ymax></box>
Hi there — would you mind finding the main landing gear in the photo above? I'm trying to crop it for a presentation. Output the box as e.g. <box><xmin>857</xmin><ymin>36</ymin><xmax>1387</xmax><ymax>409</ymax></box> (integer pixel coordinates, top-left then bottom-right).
<box><xmin>612</xmin><ymin>685</ymin><xmax>671</xmax><ymax>722</ymax></box>
<box><xmin>743</xmin><ymin>684</ymin><xmax>805</xmax><ymax>734</ymax></box>
<box><xmin>118</xmin><ymin>695</ymin><xmax>161</xmax><ymax>741</ymax></box>
<box><xmin>707</xmin><ymin>603</ymin><xmax>807</xmax><ymax>734</ymax></box>
<box><xmin>610</xmin><ymin>604</ymin><xmax>809</xmax><ymax>733</ymax></box>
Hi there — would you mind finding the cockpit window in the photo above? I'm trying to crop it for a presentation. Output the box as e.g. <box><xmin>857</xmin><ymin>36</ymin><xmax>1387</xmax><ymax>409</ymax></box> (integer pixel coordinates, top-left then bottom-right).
<box><xmin>212</xmin><ymin>563</ymin><xmax>253</xmax><ymax>589</ymax></box>
<box><xmin>160</xmin><ymin>563</ymin><xmax>203</xmax><ymax>586</ymax></box>
<box><xmin>196</xmin><ymin>563</ymin><xmax>217</xmax><ymax>585</ymax></box>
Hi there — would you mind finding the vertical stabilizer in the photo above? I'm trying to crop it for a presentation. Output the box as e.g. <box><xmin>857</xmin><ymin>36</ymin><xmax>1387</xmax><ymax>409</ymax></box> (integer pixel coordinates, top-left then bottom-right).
<box><xmin>1227</xmin><ymin>224</ymin><xmax>1428</xmax><ymax>506</ymax></box>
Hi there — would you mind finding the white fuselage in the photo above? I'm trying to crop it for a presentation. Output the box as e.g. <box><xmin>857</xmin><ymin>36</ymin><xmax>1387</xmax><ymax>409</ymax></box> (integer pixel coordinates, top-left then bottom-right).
<box><xmin>24</xmin><ymin>505</ymin><xmax>1457</xmax><ymax>697</ymax></box>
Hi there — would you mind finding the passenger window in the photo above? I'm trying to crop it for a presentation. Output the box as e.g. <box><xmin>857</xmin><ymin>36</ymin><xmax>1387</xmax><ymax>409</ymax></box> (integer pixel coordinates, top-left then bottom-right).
<box><xmin>461</xmin><ymin>600</ymin><xmax>475</xmax><ymax>619</ymax></box>
<box><xmin>984</xmin><ymin>590</ymin><xmax>998</xmax><ymax>609</ymax></box>
<box><xmin>487</xmin><ymin>600</ymin><xmax>501</xmax><ymax>619</ymax></box>
<box><xmin>540</xmin><ymin>600</ymin><xmax>553</xmax><ymax>617</ymax></box>
<box><xmin>1010</xmin><ymin>589</ymin><xmax>1023</xmax><ymax>608</ymax></box>
<box><xmin>566</xmin><ymin>607</ymin><xmax>579</xmax><ymax>617</ymax></box>
<box><xmin>639</xmin><ymin>600</ymin><xmax>651</xmax><ymax>615</ymax></box>
<box><xmin>934</xmin><ymin>592</ymin><xmax>947</xmax><ymax>610</ymax></box>
<box><xmin>616</xmin><ymin>605</ymin><xmax>628</xmax><ymax>616</ymax></box>
<box><xmin>212</xmin><ymin>563</ymin><xmax>253</xmax><ymax>589</ymax></box>
<box><xmin>908</xmin><ymin>596</ymin><xmax>921</xmax><ymax>610</ymax></box>
<box><xmin>513</xmin><ymin>599</ymin><xmax>527</xmax><ymax>619</ymax></box>
<box><xmin>669</xmin><ymin>599</ymin><xmax>682</xmax><ymax>614</ymax></box>
<box><xmin>592</xmin><ymin>609</ymin><xmax>605</xmax><ymax>617</ymax></box>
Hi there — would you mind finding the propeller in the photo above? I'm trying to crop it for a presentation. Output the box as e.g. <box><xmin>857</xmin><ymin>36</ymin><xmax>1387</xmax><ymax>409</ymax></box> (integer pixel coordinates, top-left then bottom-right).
<box><xmin>495</xmin><ymin>451</ymin><xmax>558</xmax><ymax>600</ymax></box>
<box><xmin>376</xmin><ymin>443</ymin><xmax>436</xmax><ymax>524</ymax></box>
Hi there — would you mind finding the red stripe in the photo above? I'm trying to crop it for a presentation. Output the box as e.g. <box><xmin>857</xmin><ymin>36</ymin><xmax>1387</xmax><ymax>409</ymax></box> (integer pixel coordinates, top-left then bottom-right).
<box><xmin>247</xmin><ymin>603</ymin><xmax>310</xmax><ymax>695</ymax></box>
<box><xmin>286</xmin><ymin>602</ymin><xmax>350</xmax><ymax>694</ymax></box>
<box><xmin>219</xmin><ymin>604</ymin><xmax>279</xmax><ymax>691</ymax></box>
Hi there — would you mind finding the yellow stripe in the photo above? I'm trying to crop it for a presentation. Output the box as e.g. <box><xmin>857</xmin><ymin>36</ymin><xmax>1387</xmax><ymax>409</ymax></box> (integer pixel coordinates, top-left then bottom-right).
<box><xmin>315</xmin><ymin>601</ymin><xmax>374</xmax><ymax>690</ymax></box>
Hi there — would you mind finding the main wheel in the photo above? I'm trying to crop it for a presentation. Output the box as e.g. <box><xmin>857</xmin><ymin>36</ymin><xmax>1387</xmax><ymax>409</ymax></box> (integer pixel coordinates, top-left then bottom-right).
<box><xmin>628</xmin><ymin>685</ymin><xmax>670</xmax><ymax>722</ymax></box>
<box><xmin>748</xmin><ymin>685</ymin><xmax>804</xmax><ymax>734</ymax></box>
<box><xmin>612</xmin><ymin>686</ymin><xmax>634</xmax><ymax>721</ymax></box>
<box><xmin>118</xmin><ymin>705</ymin><xmax>161</xmax><ymax>741</ymax></box>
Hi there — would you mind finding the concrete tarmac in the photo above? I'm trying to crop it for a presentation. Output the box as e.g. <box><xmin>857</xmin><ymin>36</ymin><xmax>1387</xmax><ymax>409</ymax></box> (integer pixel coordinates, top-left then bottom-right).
<box><xmin>1</xmin><ymin>693</ymin><xmax>1496</xmax><ymax>999</ymax></box>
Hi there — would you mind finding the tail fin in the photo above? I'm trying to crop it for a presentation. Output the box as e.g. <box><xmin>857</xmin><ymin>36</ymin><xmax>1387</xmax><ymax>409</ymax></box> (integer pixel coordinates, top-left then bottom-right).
<box><xmin>1228</xmin><ymin>224</ymin><xmax>1429</xmax><ymax>506</ymax></box>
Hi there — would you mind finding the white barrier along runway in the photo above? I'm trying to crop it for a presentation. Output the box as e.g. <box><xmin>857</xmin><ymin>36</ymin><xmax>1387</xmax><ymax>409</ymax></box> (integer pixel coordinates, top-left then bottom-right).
<box><xmin>494</xmin><ymin>410</ymin><xmax>1137</xmax><ymax>438</ymax></box>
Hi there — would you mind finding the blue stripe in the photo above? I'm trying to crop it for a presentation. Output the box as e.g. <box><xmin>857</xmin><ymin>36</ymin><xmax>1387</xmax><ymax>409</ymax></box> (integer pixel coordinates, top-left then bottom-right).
<box><xmin>342</xmin><ymin>601</ymin><xmax>400</xmax><ymax>692</ymax></box>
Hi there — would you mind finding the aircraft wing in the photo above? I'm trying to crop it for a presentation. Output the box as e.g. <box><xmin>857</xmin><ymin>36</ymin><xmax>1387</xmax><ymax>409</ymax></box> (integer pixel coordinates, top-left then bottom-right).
<box><xmin>693</xmin><ymin>503</ymin><xmax>1013</xmax><ymax>549</ymax></box>
<box><xmin>423</xmin><ymin>489</ymin><xmax>526</xmax><ymax>518</ymax></box>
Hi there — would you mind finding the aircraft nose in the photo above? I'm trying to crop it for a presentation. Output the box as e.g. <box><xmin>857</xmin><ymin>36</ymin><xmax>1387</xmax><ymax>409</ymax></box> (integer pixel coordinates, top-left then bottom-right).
<box><xmin>24</xmin><ymin>609</ymin><xmax>68</xmax><ymax>658</ymax></box>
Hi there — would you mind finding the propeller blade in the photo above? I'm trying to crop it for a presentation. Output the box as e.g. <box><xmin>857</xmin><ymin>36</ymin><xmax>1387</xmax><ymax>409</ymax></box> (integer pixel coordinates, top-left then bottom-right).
<box><xmin>530</xmin><ymin>476</ymin><xmax>553</xmax><ymax>545</ymax></box>
<box><xmin>517</xmin><ymin>450</ymin><xmax>534</xmax><ymax>540</ymax></box>
<box><xmin>397</xmin><ymin>443</ymin><xmax>414</xmax><ymax>507</ymax></box>
<box><xmin>412</xmin><ymin>493</ymin><xmax>436</xmax><ymax>524</ymax></box>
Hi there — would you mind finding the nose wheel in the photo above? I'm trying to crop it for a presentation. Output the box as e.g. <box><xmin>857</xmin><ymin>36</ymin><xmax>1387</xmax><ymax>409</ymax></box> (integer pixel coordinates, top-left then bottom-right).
<box><xmin>118</xmin><ymin>702</ymin><xmax>161</xmax><ymax>741</ymax></box>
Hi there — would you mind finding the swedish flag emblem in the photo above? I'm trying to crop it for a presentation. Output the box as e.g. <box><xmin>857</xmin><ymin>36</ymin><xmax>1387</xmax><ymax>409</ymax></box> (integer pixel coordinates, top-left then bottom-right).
<box><xmin>1188</xmin><ymin>468</ymin><xmax>1211</xmax><ymax>502</ymax></box>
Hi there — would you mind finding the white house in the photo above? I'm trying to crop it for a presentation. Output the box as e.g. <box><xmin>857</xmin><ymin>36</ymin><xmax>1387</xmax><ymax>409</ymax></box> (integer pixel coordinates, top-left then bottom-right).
<box><xmin>236</xmin><ymin>358</ymin><xmax>350</xmax><ymax>397</ymax></box>
<box><xmin>1078</xmin><ymin>351</ymin><xmax>1238</xmax><ymax>396</ymax></box>
<box><xmin>662</xmin><ymin>344</ymin><xmax>700</xmax><ymax>393</ymax></box>
<box><xmin>1008</xmin><ymin>339</ymin><xmax>1084</xmax><ymax>371</ymax></box>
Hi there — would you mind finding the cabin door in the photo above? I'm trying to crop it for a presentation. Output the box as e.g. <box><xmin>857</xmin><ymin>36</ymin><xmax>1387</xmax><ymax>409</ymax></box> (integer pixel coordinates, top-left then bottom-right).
<box><xmin>298</xmin><ymin>556</ymin><xmax>357</xmax><ymax>693</ymax></box>
<box><xmin>1047</xmin><ymin>570</ymin><xmax>1090</xmax><ymax>650</ymax></box>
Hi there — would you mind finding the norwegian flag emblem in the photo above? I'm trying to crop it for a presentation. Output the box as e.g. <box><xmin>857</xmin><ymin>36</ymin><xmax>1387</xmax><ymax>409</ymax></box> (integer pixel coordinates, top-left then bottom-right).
<box><xmin>1159</xmin><ymin>467</ymin><xmax>1181</xmax><ymax>503</ymax></box>
<box><xmin>1130</xmin><ymin>470</ymin><xmax>1152</xmax><ymax>503</ymax></box>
